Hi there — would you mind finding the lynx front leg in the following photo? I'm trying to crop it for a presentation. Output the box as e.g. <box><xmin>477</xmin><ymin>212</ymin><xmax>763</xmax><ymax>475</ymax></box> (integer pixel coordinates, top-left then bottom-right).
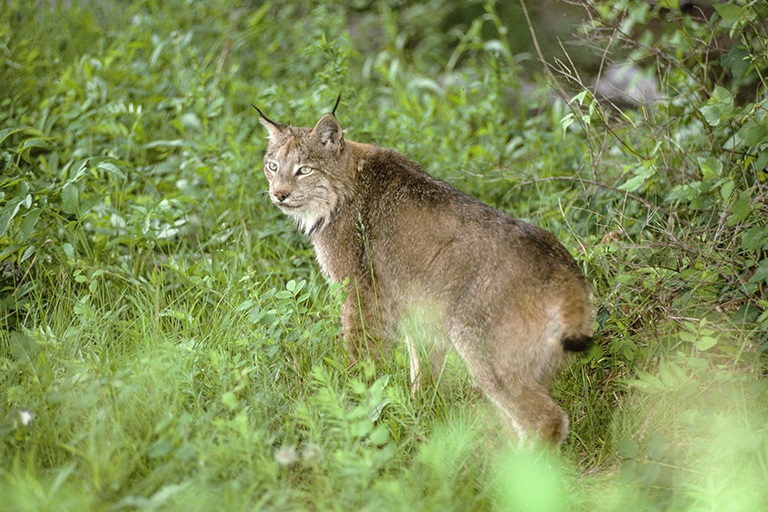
<box><xmin>341</xmin><ymin>279</ymin><xmax>389</xmax><ymax>361</ymax></box>
<box><xmin>402</xmin><ymin>317</ymin><xmax>449</xmax><ymax>394</ymax></box>
<box><xmin>405</xmin><ymin>333</ymin><xmax>420</xmax><ymax>393</ymax></box>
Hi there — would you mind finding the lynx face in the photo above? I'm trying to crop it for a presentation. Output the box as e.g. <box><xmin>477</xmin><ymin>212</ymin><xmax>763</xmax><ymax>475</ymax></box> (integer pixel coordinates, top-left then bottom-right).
<box><xmin>261</xmin><ymin>131</ymin><xmax>336</xmax><ymax>234</ymax></box>
<box><xmin>259</xmin><ymin>112</ymin><xmax>354</xmax><ymax>235</ymax></box>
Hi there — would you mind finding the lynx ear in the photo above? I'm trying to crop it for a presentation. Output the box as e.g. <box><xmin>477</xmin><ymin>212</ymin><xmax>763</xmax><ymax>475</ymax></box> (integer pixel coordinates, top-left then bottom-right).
<box><xmin>311</xmin><ymin>113</ymin><xmax>344</xmax><ymax>151</ymax></box>
<box><xmin>253</xmin><ymin>105</ymin><xmax>285</xmax><ymax>139</ymax></box>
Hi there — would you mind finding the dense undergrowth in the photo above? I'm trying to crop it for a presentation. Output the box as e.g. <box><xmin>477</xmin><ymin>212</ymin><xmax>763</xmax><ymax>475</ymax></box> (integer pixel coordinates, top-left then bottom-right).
<box><xmin>1</xmin><ymin>0</ymin><xmax>767</xmax><ymax>510</ymax></box>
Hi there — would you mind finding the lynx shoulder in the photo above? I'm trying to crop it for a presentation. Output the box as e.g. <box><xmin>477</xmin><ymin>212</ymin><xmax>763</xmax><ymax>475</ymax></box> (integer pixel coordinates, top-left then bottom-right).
<box><xmin>256</xmin><ymin>100</ymin><xmax>594</xmax><ymax>446</ymax></box>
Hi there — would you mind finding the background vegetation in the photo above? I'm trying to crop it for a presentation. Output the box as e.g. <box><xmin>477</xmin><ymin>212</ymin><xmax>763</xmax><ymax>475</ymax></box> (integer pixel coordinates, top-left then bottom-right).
<box><xmin>1</xmin><ymin>0</ymin><xmax>767</xmax><ymax>510</ymax></box>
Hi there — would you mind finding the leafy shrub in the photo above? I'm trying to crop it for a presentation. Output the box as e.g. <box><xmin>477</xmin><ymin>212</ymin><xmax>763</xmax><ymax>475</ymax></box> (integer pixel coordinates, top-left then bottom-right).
<box><xmin>1</xmin><ymin>0</ymin><xmax>767</xmax><ymax>510</ymax></box>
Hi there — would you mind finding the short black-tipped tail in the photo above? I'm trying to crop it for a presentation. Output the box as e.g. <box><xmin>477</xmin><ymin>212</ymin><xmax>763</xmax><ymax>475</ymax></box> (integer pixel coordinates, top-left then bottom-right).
<box><xmin>562</xmin><ymin>334</ymin><xmax>593</xmax><ymax>353</ymax></box>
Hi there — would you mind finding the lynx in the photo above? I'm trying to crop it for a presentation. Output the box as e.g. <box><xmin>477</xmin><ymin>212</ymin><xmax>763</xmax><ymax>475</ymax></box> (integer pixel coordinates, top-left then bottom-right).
<box><xmin>255</xmin><ymin>97</ymin><xmax>593</xmax><ymax>445</ymax></box>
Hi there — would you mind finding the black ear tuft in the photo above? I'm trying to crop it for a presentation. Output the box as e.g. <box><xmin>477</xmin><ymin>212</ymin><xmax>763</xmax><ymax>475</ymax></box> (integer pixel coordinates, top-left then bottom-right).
<box><xmin>253</xmin><ymin>104</ymin><xmax>285</xmax><ymax>139</ymax></box>
<box><xmin>331</xmin><ymin>93</ymin><xmax>342</xmax><ymax>117</ymax></box>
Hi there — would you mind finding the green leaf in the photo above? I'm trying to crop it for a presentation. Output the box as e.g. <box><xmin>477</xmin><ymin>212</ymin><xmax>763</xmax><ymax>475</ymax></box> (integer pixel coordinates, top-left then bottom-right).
<box><xmin>697</xmin><ymin>156</ymin><xmax>723</xmax><ymax>178</ymax></box>
<box><xmin>79</xmin><ymin>193</ymin><xmax>106</xmax><ymax>217</ymax></box>
<box><xmin>720</xmin><ymin>45</ymin><xmax>752</xmax><ymax>80</ymax></box>
<box><xmin>720</xmin><ymin>180</ymin><xmax>735</xmax><ymax>201</ymax></box>
<box><xmin>322</xmin><ymin>357</ymin><xmax>346</xmax><ymax>373</ymax></box>
<box><xmin>617</xmin><ymin>437</ymin><xmax>638</xmax><ymax>459</ymax></box>
<box><xmin>0</xmin><ymin>196</ymin><xmax>24</xmax><ymax>239</ymax></box>
<box><xmin>736</xmin><ymin>120</ymin><xmax>768</xmax><ymax>147</ymax></box>
<box><xmin>619</xmin><ymin>165</ymin><xmax>656</xmax><ymax>192</ymax></box>
<box><xmin>20</xmin><ymin>208</ymin><xmax>42</xmax><ymax>242</ymax></box>
<box><xmin>647</xmin><ymin>431</ymin><xmax>668</xmax><ymax>461</ymax></box>
<box><xmin>222</xmin><ymin>391</ymin><xmax>238</xmax><ymax>411</ymax></box>
<box><xmin>0</xmin><ymin>127</ymin><xmax>29</xmax><ymax>146</ymax></box>
<box><xmin>695</xmin><ymin>335</ymin><xmax>718</xmax><ymax>351</ymax></box>
<box><xmin>749</xmin><ymin>258</ymin><xmax>768</xmax><ymax>286</ymax></box>
<box><xmin>368</xmin><ymin>424</ymin><xmax>390</xmax><ymax>446</ymax></box>
<box><xmin>714</xmin><ymin>3</ymin><xmax>743</xmax><ymax>24</ymax></box>
<box><xmin>61</xmin><ymin>183</ymin><xmax>80</xmax><ymax>216</ymax></box>
<box><xmin>755</xmin><ymin>151</ymin><xmax>768</xmax><ymax>172</ymax></box>
<box><xmin>741</xmin><ymin>225</ymin><xmax>768</xmax><ymax>252</ymax></box>
<box><xmin>96</xmin><ymin>161</ymin><xmax>126</xmax><ymax>180</ymax></box>
<box><xmin>699</xmin><ymin>86</ymin><xmax>734</xmax><ymax>127</ymax></box>
<box><xmin>62</xmin><ymin>243</ymin><xmax>75</xmax><ymax>260</ymax></box>
<box><xmin>727</xmin><ymin>196</ymin><xmax>750</xmax><ymax>226</ymax></box>
<box><xmin>9</xmin><ymin>331</ymin><xmax>54</xmax><ymax>392</ymax></box>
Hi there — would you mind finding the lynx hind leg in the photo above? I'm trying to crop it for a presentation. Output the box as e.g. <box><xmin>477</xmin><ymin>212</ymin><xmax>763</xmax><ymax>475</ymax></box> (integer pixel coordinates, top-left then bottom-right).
<box><xmin>456</xmin><ymin>332</ymin><xmax>569</xmax><ymax>446</ymax></box>
<box><xmin>479</xmin><ymin>374</ymin><xmax>570</xmax><ymax>446</ymax></box>
<box><xmin>488</xmin><ymin>382</ymin><xmax>568</xmax><ymax>446</ymax></box>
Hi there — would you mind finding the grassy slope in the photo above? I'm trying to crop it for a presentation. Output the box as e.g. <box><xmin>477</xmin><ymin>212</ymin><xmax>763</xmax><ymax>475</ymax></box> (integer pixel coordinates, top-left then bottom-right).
<box><xmin>1</xmin><ymin>1</ymin><xmax>767</xmax><ymax>511</ymax></box>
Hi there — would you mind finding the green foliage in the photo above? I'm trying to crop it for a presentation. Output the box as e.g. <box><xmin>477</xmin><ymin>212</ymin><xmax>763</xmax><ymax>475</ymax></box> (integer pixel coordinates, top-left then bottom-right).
<box><xmin>1</xmin><ymin>0</ymin><xmax>767</xmax><ymax>510</ymax></box>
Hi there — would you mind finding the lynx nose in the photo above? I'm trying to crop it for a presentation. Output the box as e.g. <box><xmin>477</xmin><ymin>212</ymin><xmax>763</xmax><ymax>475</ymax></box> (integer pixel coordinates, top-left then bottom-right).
<box><xmin>273</xmin><ymin>189</ymin><xmax>290</xmax><ymax>202</ymax></box>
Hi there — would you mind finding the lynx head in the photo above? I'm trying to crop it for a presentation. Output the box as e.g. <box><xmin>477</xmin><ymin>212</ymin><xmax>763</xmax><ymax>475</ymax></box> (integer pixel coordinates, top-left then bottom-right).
<box><xmin>255</xmin><ymin>96</ymin><xmax>355</xmax><ymax>235</ymax></box>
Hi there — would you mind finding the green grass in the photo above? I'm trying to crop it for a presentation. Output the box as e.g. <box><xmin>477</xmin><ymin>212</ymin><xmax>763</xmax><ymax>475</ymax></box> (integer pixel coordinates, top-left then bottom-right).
<box><xmin>2</xmin><ymin>0</ymin><xmax>767</xmax><ymax>510</ymax></box>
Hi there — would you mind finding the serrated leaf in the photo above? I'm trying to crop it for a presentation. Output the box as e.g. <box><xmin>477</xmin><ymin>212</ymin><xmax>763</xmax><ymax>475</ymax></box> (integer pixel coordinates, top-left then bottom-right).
<box><xmin>0</xmin><ymin>127</ymin><xmax>28</xmax><ymax>146</ymax></box>
<box><xmin>96</xmin><ymin>161</ymin><xmax>126</xmax><ymax>180</ymax></box>
<box><xmin>61</xmin><ymin>183</ymin><xmax>80</xmax><ymax>216</ymax></box>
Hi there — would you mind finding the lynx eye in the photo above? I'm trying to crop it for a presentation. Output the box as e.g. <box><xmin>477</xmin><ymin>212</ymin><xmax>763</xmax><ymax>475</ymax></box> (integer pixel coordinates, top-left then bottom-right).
<box><xmin>265</xmin><ymin>162</ymin><xmax>278</xmax><ymax>173</ymax></box>
<box><xmin>296</xmin><ymin>166</ymin><xmax>314</xmax><ymax>176</ymax></box>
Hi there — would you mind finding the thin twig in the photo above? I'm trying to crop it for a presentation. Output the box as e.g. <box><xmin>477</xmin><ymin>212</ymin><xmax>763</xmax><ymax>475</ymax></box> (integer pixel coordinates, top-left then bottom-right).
<box><xmin>518</xmin><ymin>0</ymin><xmax>570</xmax><ymax>102</ymax></box>
<box><xmin>509</xmin><ymin>175</ymin><xmax>696</xmax><ymax>230</ymax></box>
<box><xmin>209</xmin><ymin>13</ymin><xmax>241</xmax><ymax>103</ymax></box>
